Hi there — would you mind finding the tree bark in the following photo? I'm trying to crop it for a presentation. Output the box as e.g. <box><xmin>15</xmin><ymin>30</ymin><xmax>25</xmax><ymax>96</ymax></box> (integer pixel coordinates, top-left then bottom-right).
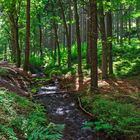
<box><xmin>86</xmin><ymin>6</ymin><xmax>91</xmax><ymax>66</ymax></box>
<box><xmin>58</xmin><ymin>0</ymin><xmax>71</xmax><ymax>68</ymax></box>
<box><xmin>120</xmin><ymin>6</ymin><xmax>123</xmax><ymax>45</ymax></box>
<box><xmin>9</xmin><ymin>15</ymin><xmax>21</xmax><ymax>67</ymax></box>
<box><xmin>53</xmin><ymin>22</ymin><xmax>61</xmax><ymax>66</ymax></box>
<box><xmin>38</xmin><ymin>13</ymin><xmax>43</xmax><ymax>58</ymax></box>
<box><xmin>106</xmin><ymin>0</ymin><xmax>113</xmax><ymax>75</ymax></box>
<box><xmin>89</xmin><ymin>0</ymin><xmax>98</xmax><ymax>91</ymax></box>
<box><xmin>99</xmin><ymin>1</ymin><xmax>108</xmax><ymax>79</ymax></box>
<box><xmin>73</xmin><ymin>0</ymin><xmax>83</xmax><ymax>85</ymax></box>
<box><xmin>24</xmin><ymin>0</ymin><xmax>31</xmax><ymax>72</ymax></box>
<box><xmin>136</xmin><ymin>0</ymin><xmax>140</xmax><ymax>40</ymax></box>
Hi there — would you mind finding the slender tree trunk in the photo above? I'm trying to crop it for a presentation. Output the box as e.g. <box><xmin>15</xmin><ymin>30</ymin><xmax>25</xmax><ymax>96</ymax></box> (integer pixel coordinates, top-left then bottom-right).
<box><xmin>23</xmin><ymin>0</ymin><xmax>31</xmax><ymax>72</ymax></box>
<box><xmin>4</xmin><ymin>45</ymin><xmax>7</xmax><ymax>61</ymax></box>
<box><xmin>136</xmin><ymin>0</ymin><xmax>140</xmax><ymax>40</ymax></box>
<box><xmin>128</xmin><ymin>7</ymin><xmax>131</xmax><ymax>45</ymax></box>
<box><xmin>86</xmin><ymin>6</ymin><xmax>91</xmax><ymax>66</ymax></box>
<box><xmin>53</xmin><ymin>22</ymin><xmax>61</xmax><ymax>66</ymax></box>
<box><xmin>58</xmin><ymin>0</ymin><xmax>71</xmax><ymax>68</ymax></box>
<box><xmin>9</xmin><ymin>14</ymin><xmax>21</xmax><ymax>67</ymax></box>
<box><xmin>38</xmin><ymin>14</ymin><xmax>43</xmax><ymax>58</ymax></box>
<box><xmin>106</xmin><ymin>1</ymin><xmax>113</xmax><ymax>75</ymax></box>
<box><xmin>99</xmin><ymin>1</ymin><xmax>108</xmax><ymax>79</ymax></box>
<box><xmin>54</xmin><ymin>41</ymin><xmax>57</xmax><ymax>62</ymax></box>
<box><xmin>116</xmin><ymin>11</ymin><xmax>119</xmax><ymax>42</ymax></box>
<box><xmin>10</xmin><ymin>25</ymin><xmax>16</xmax><ymax>63</ymax></box>
<box><xmin>68</xmin><ymin>0</ymin><xmax>72</xmax><ymax>48</ymax></box>
<box><xmin>89</xmin><ymin>0</ymin><xmax>98</xmax><ymax>91</ymax></box>
<box><xmin>120</xmin><ymin>6</ymin><xmax>123</xmax><ymax>45</ymax></box>
<box><xmin>73</xmin><ymin>0</ymin><xmax>83</xmax><ymax>85</ymax></box>
<box><xmin>15</xmin><ymin>23</ymin><xmax>21</xmax><ymax>68</ymax></box>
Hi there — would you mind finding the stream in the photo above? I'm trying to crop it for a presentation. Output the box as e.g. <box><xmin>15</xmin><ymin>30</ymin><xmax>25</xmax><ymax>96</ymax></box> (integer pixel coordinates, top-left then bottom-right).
<box><xmin>34</xmin><ymin>80</ymin><xmax>102</xmax><ymax>140</ymax></box>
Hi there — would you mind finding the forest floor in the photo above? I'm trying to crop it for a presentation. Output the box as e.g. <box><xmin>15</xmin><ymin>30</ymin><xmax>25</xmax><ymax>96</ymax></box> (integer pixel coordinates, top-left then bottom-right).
<box><xmin>33</xmin><ymin>73</ymin><xmax>140</xmax><ymax>140</ymax></box>
<box><xmin>0</xmin><ymin>64</ymin><xmax>140</xmax><ymax>140</ymax></box>
<box><xmin>59</xmin><ymin>74</ymin><xmax>140</xmax><ymax>94</ymax></box>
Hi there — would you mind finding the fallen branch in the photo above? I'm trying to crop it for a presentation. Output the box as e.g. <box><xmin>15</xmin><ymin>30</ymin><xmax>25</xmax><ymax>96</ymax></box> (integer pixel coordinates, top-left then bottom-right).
<box><xmin>77</xmin><ymin>97</ymin><xmax>95</xmax><ymax>118</ymax></box>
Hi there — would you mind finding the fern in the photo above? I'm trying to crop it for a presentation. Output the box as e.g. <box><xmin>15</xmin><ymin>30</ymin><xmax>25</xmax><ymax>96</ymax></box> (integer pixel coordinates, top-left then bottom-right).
<box><xmin>28</xmin><ymin>123</ymin><xmax>64</xmax><ymax>140</ymax></box>
<box><xmin>0</xmin><ymin>124</ymin><xmax>18</xmax><ymax>140</ymax></box>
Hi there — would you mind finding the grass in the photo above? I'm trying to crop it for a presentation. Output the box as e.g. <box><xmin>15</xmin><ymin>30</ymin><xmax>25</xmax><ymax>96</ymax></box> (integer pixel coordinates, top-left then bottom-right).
<box><xmin>0</xmin><ymin>89</ymin><xmax>64</xmax><ymax>140</ymax></box>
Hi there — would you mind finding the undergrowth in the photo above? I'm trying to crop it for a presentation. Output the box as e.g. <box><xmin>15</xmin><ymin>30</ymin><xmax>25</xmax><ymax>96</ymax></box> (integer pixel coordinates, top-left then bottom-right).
<box><xmin>0</xmin><ymin>89</ymin><xmax>64</xmax><ymax>140</ymax></box>
<box><xmin>42</xmin><ymin>39</ymin><xmax>140</xmax><ymax>78</ymax></box>
<box><xmin>81</xmin><ymin>94</ymin><xmax>140</xmax><ymax>138</ymax></box>
<box><xmin>0</xmin><ymin>67</ymin><xmax>8</xmax><ymax>76</ymax></box>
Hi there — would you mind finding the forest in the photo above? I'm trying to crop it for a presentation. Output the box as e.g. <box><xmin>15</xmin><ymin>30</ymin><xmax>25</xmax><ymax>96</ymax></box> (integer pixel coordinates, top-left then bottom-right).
<box><xmin>0</xmin><ymin>0</ymin><xmax>140</xmax><ymax>139</ymax></box>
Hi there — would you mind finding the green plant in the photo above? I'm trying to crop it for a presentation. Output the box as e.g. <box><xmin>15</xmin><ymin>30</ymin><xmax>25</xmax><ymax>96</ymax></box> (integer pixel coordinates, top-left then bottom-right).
<box><xmin>81</xmin><ymin>95</ymin><xmax>140</xmax><ymax>137</ymax></box>
<box><xmin>28</xmin><ymin>123</ymin><xmax>64</xmax><ymax>140</ymax></box>
<box><xmin>0</xmin><ymin>89</ymin><xmax>64</xmax><ymax>140</ymax></box>
<box><xmin>0</xmin><ymin>67</ymin><xmax>8</xmax><ymax>76</ymax></box>
<box><xmin>0</xmin><ymin>125</ymin><xmax>18</xmax><ymax>140</ymax></box>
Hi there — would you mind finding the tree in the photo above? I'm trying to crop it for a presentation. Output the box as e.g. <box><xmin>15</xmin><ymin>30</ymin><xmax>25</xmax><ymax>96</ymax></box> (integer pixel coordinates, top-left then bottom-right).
<box><xmin>1</xmin><ymin>0</ymin><xmax>22</xmax><ymax>67</ymax></box>
<box><xmin>106</xmin><ymin>0</ymin><xmax>113</xmax><ymax>75</ymax></box>
<box><xmin>89</xmin><ymin>0</ymin><xmax>98</xmax><ymax>91</ymax></box>
<box><xmin>58</xmin><ymin>0</ymin><xmax>72</xmax><ymax>68</ymax></box>
<box><xmin>73</xmin><ymin>0</ymin><xmax>83</xmax><ymax>85</ymax></box>
<box><xmin>23</xmin><ymin>0</ymin><xmax>31</xmax><ymax>72</ymax></box>
<box><xmin>99</xmin><ymin>0</ymin><xmax>108</xmax><ymax>79</ymax></box>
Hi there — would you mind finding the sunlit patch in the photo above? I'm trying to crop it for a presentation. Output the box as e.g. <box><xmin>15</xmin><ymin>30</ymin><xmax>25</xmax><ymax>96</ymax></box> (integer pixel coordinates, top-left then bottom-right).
<box><xmin>98</xmin><ymin>80</ymin><xmax>109</xmax><ymax>87</ymax></box>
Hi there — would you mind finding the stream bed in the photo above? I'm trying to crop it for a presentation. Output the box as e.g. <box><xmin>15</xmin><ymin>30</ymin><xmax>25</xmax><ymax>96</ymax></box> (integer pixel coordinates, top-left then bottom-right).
<box><xmin>34</xmin><ymin>81</ymin><xmax>103</xmax><ymax>140</ymax></box>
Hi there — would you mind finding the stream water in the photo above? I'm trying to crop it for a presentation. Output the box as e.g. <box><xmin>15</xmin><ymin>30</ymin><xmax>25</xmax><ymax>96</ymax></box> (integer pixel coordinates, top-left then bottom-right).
<box><xmin>35</xmin><ymin>81</ymin><xmax>102</xmax><ymax>140</ymax></box>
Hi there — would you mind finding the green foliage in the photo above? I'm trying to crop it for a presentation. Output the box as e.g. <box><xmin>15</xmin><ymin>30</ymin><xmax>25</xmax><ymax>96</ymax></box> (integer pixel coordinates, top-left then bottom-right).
<box><xmin>30</xmin><ymin>55</ymin><xmax>44</xmax><ymax>67</ymax></box>
<box><xmin>0</xmin><ymin>67</ymin><xmax>8</xmax><ymax>76</ymax></box>
<box><xmin>28</xmin><ymin>123</ymin><xmax>64</xmax><ymax>140</ymax></box>
<box><xmin>113</xmin><ymin>39</ymin><xmax>140</xmax><ymax>77</ymax></box>
<box><xmin>0</xmin><ymin>89</ymin><xmax>64</xmax><ymax>140</ymax></box>
<box><xmin>83</xmin><ymin>121</ymin><xmax>112</xmax><ymax>132</ymax></box>
<box><xmin>81</xmin><ymin>95</ymin><xmax>140</xmax><ymax>137</ymax></box>
<box><xmin>0</xmin><ymin>124</ymin><xmax>18</xmax><ymax>140</ymax></box>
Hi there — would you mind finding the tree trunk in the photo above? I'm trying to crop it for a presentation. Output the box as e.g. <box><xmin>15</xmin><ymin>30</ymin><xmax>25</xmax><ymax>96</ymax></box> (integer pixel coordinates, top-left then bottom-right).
<box><xmin>58</xmin><ymin>0</ymin><xmax>71</xmax><ymax>68</ymax></box>
<box><xmin>10</xmin><ymin>25</ymin><xmax>16</xmax><ymax>62</ymax></box>
<box><xmin>9</xmin><ymin>15</ymin><xmax>21</xmax><ymax>67</ymax></box>
<box><xmin>106</xmin><ymin>0</ymin><xmax>113</xmax><ymax>75</ymax></box>
<box><xmin>86</xmin><ymin>6</ymin><xmax>91</xmax><ymax>66</ymax></box>
<box><xmin>15</xmin><ymin>23</ymin><xmax>21</xmax><ymax>68</ymax></box>
<box><xmin>116</xmin><ymin>11</ymin><xmax>119</xmax><ymax>42</ymax></box>
<box><xmin>53</xmin><ymin>22</ymin><xmax>61</xmax><ymax>66</ymax></box>
<box><xmin>136</xmin><ymin>0</ymin><xmax>140</xmax><ymax>40</ymax></box>
<box><xmin>68</xmin><ymin>1</ymin><xmax>72</xmax><ymax>47</ymax></box>
<box><xmin>89</xmin><ymin>0</ymin><xmax>98</xmax><ymax>91</ymax></box>
<box><xmin>73</xmin><ymin>0</ymin><xmax>83</xmax><ymax>85</ymax></box>
<box><xmin>38</xmin><ymin>13</ymin><xmax>43</xmax><ymax>58</ymax></box>
<box><xmin>99</xmin><ymin>1</ymin><xmax>108</xmax><ymax>79</ymax></box>
<box><xmin>24</xmin><ymin>0</ymin><xmax>31</xmax><ymax>72</ymax></box>
<box><xmin>128</xmin><ymin>7</ymin><xmax>131</xmax><ymax>45</ymax></box>
<box><xmin>120</xmin><ymin>6</ymin><xmax>123</xmax><ymax>45</ymax></box>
